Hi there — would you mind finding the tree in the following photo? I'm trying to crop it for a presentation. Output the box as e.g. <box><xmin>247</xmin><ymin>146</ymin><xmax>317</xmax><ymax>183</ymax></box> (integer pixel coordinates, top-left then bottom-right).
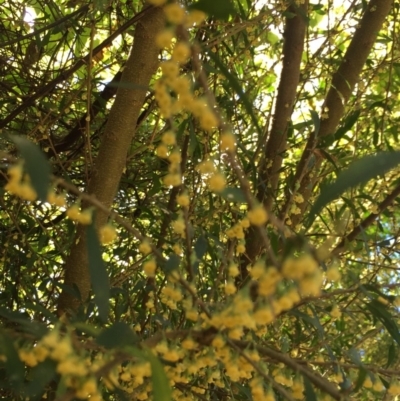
<box><xmin>0</xmin><ymin>0</ymin><xmax>400</xmax><ymax>399</ymax></box>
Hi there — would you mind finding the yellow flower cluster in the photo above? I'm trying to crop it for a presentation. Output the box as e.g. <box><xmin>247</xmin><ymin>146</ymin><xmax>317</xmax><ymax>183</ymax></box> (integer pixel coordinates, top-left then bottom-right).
<box><xmin>143</xmin><ymin>258</ymin><xmax>157</xmax><ymax>277</ymax></box>
<box><xmin>66</xmin><ymin>204</ymin><xmax>93</xmax><ymax>225</ymax></box>
<box><xmin>220</xmin><ymin>131</ymin><xmax>236</xmax><ymax>152</ymax></box>
<box><xmin>19</xmin><ymin>330</ymin><xmax>102</xmax><ymax>400</ymax></box>
<box><xmin>282</xmin><ymin>254</ymin><xmax>323</xmax><ymax>296</ymax></box>
<box><xmin>5</xmin><ymin>164</ymin><xmax>37</xmax><ymax>201</ymax></box>
<box><xmin>388</xmin><ymin>381</ymin><xmax>400</xmax><ymax>396</ymax></box>
<box><xmin>247</xmin><ymin>205</ymin><xmax>268</xmax><ymax>226</ymax></box>
<box><xmin>250</xmin><ymin>377</ymin><xmax>275</xmax><ymax>401</ymax></box>
<box><xmin>172</xmin><ymin>215</ymin><xmax>186</xmax><ymax>237</ymax></box>
<box><xmin>161</xmin><ymin>284</ymin><xmax>183</xmax><ymax>310</ymax></box>
<box><xmin>156</xmin><ymin>130</ymin><xmax>182</xmax><ymax>188</ymax></box>
<box><xmin>99</xmin><ymin>224</ymin><xmax>117</xmax><ymax>245</ymax></box>
<box><xmin>139</xmin><ymin>239</ymin><xmax>152</xmax><ymax>255</ymax></box>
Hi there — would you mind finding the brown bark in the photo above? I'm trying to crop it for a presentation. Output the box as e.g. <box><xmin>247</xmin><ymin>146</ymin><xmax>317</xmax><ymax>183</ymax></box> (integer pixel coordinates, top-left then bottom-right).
<box><xmin>257</xmin><ymin>1</ymin><xmax>308</xmax><ymax>209</ymax></box>
<box><xmin>281</xmin><ymin>0</ymin><xmax>393</xmax><ymax>224</ymax></box>
<box><xmin>57</xmin><ymin>4</ymin><xmax>165</xmax><ymax>315</ymax></box>
<box><xmin>240</xmin><ymin>2</ymin><xmax>308</xmax><ymax>274</ymax></box>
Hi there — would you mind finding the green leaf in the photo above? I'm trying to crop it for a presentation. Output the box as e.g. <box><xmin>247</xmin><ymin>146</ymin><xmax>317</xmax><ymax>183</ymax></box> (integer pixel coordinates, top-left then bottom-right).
<box><xmin>309</xmin><ymin>151</ymin><xmax>400</xmax><ymax>221</ymax></box>
<box><xmin>220</xmin><ymin>187</ymin><xmax>247</xmax><ymax>203</ymax></box>
<box><xmin>0</xmin><ymin>331</ymin><xmax>25</xmax><ymax>390</ymax></box>
<box><xmin>189</xmin><ymin>0</ymin><xmax>235</xmax><ymax>20</ymax></box>
<box><xmin>147</xmin><ymin>351</ymin><xmax>172</xmax><ymax>401</ymax></box>
<box><xmin>386</xmin><ymin>342</ymin><xmax>396</xmax><ymax>368</ymax></box>
<box><xmin>320</xmin><ymin>109</ymin><xmax>360</xmax><ymax>147</ymax></box>
<box><xmin>310</xmin><ymin>110</ymin><xmax>320</xmax><ymax>136</ymax></box>
<box><xmin>353</xmin><ymin>367</ymin><xmax>368</xmax><ymax>393</ymax></box>
<box><xmin>365</xmin><ymin>300</ymin><xmax>400</xmax><ymax>346</ymax></box>
<box><xmin>9</xmin><ymin>135</ymin><xmax>51</xmax><ymax>202</ymax></box>
<box><xmin>303</xmin><ymin>376</ymin><xmax>317</xmax><ymax>401</ymax></box>
<box><xmin>25</xmin><ymin>359</ymin><xmax>57</xmax><ymax>397</ymax></box>
<box><xmin>96</xmin><ymin>322</ymin><xmax>139</xmax><ymax>349</ymax></box>
<box><xmin>194</xmin><ymin>235</ymin><xmax>208</xmax><ymax>260</ymax></box>
<box><xmin>87</xmin><ymin>220</ymin><xmax>109</xmax><ymax>322</ymax></box>
<box><xmin>163</xmin><ymin>254</ymin><xmax>181</xmax><ymax>275</ymax></box>
<box><xmin>205</xmin><ymin>51</ymin><xmax>263</xmax><ymax>136</ymax></box>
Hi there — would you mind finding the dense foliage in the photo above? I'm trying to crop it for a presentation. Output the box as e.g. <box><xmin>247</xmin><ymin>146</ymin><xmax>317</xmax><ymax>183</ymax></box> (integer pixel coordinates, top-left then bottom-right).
<box><xmin>0</xmin><ymin>0</ymin><xmax>400</xmax><ymax>400</ymax></box>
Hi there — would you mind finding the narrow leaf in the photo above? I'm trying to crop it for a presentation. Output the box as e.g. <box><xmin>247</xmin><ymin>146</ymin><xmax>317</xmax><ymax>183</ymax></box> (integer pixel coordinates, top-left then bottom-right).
<box><xmin>96</xmin><ymin>322</ymin><xmax>139</xmax><ymax>349</ymax></box>
<box><xmin>194</xmin><ymin>235</ymin><xmax>208</xmax><ymax>260</ymax></box>
<box><xmin>220</xmin><ymin>187</ymin><xmax>247</xmax><ymax>203</ymax></box>
<box><xmin>309</xmin><ymin>151</ymin><xmax>400</xmax><ymax>221</ymax></box>
<box><xmin>353</xmin><ymin>368</ymin><xmax>368</xmax><ymax>393</ymax></box>
<box><xmin>0</xmin><ymin>331</ymin><xmax>25</xmax><ymax>390</ymax></box>
<box><xmin>190</xmin><ymin>0</ymin><xmax>235</xmax><ymax>20</ymax></box>
<box><xmin>10</xmin><ymin>135</ymin><xmax>51</xmax><ymax>202</ymax></box>
<box><xmin>87</xmin><ymin>221</ymin><xmax>109</xmax><ymax>322</ymax></box>
<box><xmin>25</xmin><ymin>359</ymin><xmax>57</xmax><ymax>397</ymax></box>
<box><xmin>147</xmin><ymin>352</ymin><xmax>172</xmax><ymax>401</ymax></box>
<box><xmin>206</xmin><ymin>51</ymin><xmax>263</xmax><ymax>136</ymax></box>
<box><xmin>365</xmin><ymin>300</ymin><xmax>400</xmax><ymax>347</ymax></box>
<box><xmin>303</xmin><ymin>376</ymin><xmax>317</xmax><ymax>401</ymax></box>
<box><xmin>310</xmin><ymin>110</ymin><xmax>320</xmax><ymax>136</ymax></box>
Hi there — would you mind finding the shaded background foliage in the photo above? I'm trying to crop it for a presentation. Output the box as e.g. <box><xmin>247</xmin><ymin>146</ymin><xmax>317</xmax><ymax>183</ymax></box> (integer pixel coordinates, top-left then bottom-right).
<box><xmin>0</xmin><ymin>0</ymin><xmax>400</xmax><ymax>400</ymax></box>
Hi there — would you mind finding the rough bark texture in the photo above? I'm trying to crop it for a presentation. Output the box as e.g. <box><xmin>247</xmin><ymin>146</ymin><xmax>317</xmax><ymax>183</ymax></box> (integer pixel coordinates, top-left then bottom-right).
<box><xmin>57</xmin><ymin>4</ymin><xmax>165</xmax><ymax>315</ymax></box>
<box><xmin>285</xmin><ymin>0</ymin><xmax>393</xmax><ymax>225</ymax></box>
<box><xmin>257</xmin><ymin>1</ymin><xmax>308</xmax><ymax>209</ymax></box>
<box><xmin>240</xmin><ymin>2</ymin><xmax>308</xmax><ymax>275</ymax></box>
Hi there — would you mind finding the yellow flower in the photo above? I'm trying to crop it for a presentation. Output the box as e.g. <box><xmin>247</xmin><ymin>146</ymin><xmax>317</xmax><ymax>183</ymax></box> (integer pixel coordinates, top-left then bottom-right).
<box><xmin>19</xmin><ymin>183</ymin><xmax>37</xmax><ymax>201</ymax></box>
<box><xmin>172</xmin><ymin>42</ymin><xmax>191</xmax><ymax>64</ymax></box>
<box><xmin>208</xmin><ymin>172</ymin><xmax>226</xmax><ymax>192</ymax></box>
<box><xmin>77</xmin><ymin>209</ymin><xmax>92</xmax><ymax>225</ymax></box>
<box><xmin>186</xmin><ymin>10</ymin><xmax>207</xmax><ymax>26</ymax></box>
<box><xmin>326</xmin><ymin>265</ymin><xmax>341</xmax><ymax>281</ymax></box>
<box><xmin>66</xmin><ymin>204</ymin><xmax>81</xmax><ymax>221</ymax></box>
<box><xmin>176</xmin><ymin>193</ymin><xmax>190</xmax><ymax>207</ymax></box>
<box><xmin>161</xmin><ymin>130</ymin><xmax>176</xmax><ymax>146</ymax></box>
<box><xmin>247</xmin><ymin>206</ymin><xmax>268</xmax><ymax>226</ymax></box>
<box><xmin>156</xmin><ymin>144</ymin><xmax>169</xmax><ymax>158</ymax></box>
<box><xmin>161</xmin><ymin>61</ymin><xmax>179</xmax><ymax>78</ymax></box>
<box><xmin>199</xmin><ymin>109</ymin><xmax>218</xmax><ymax>131</ymax></box>
<box><xmin>164</xmin><ymin>3</ymin><xmax>186</xmax><ymax>25</ymax></box>
<box><xmin>99</xmin><ymin>224</ymin><xmax>117</xmax><ymax>245</ymax></box>
<box><xmin>197</xmin><ymin>159</ymin><xmax>215</xmax><ymax>174</ymax></box>
<box><xmin>143</xmin><ymin>259</ymin><xmax>157</xmax><ymax>277</ymax></box>
<box><xmin>224</xmin><ymin>280</ymin><xmax>237</xmax><ymax>295</ymax></box>
<box><xmin>139</xmin><ymin>239</ymin><xmax>152</xmax><ymax>255</ymax></box>
<box><xmin>236</xmin><ymin>243</ymin><xmax>246</xmax><ymax>254</ymax></box>
<box><xmin>172</xmin><ymin>218</ymin><xmax>185</xmax><ymax>235</ymax></box>
<box><xmin>168</xmin><ymin>151</ymin><xmax>181</xmax><ymax>164</ymax></box>
<box><xmin>155</xmin><ymin>29</ymin><xmax>174</xmax><ymax>48</ymax></box>
<box><xmin>163</xmin><ymin>173</ymin><xmax>181</xmax><ymax>187</ymax></box>
<box><xmin>228</xmin><ymin>263</ymin><xmax>239</xmax><ymax>277</ymax></box>
<box><xmin>8</xmin><ymin>164</ymin><xmax>23</xmax><ymax>181</ymax></box>
<box><xmin>220</xmin><ymin>132</ymin><xmax>236</xmax><ymax>151</ymax></box>
<box><xmin>330</xmin><ymin>304</ymin><xmax>341</xmax><ymax>319</ymax></box>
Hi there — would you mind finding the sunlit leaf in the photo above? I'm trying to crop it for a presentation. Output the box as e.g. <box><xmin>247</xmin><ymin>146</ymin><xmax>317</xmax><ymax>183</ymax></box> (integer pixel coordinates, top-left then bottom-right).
<box><xmin>309</xmin><ymin>152</ymin><xmax>400</xmax><ymax>221</ymax></box>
